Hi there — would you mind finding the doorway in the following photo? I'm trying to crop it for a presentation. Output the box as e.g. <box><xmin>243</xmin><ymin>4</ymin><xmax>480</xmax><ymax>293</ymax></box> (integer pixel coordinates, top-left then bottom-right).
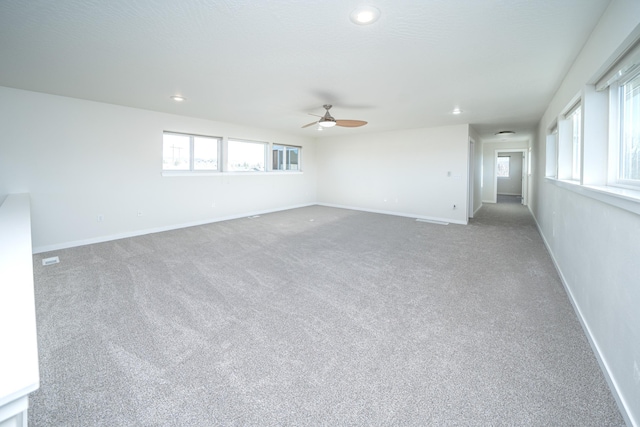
<box><xmin>494</xmin><ymin>149</ymin><xmax>527</xmax><ymax>205</ymax></box>
<box><xmin>467</xmin><ymin>138</ymin><xmax>475</xmax><ymax>220</ymax></box>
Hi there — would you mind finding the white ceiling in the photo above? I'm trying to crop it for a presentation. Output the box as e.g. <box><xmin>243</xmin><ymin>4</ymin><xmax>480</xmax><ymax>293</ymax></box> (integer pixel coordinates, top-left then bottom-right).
<box><xmin>0</xmin><ymin>0</ymin><xmax>610</xmax><ymax>140</ymax></box>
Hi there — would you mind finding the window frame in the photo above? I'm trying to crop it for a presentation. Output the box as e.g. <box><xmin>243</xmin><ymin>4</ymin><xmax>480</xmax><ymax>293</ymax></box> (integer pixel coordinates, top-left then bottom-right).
<box><xmin>556</xmin><ymin>98</ymin><xmax>583</xmax><ymax>183</ymax></box>
<box><xmin>567</xmin><ymin>103</ymin><xmax>582</xmax><ymax>182</ymax></box>
<box><xmin>162</xmin><ymin>133</ymin><xmax>304</xmax><ymax>176</ymax></box>
<box><xmin>162</xmin><ymin>131</ymin><xmax>221</xmax><ymax>173</ymax></box>
<box><xmin>272</xmin><ymin>144</ymin><xmax>302</xmax><ymax>171</ymax></box>
<box><xmin>610</xmin><ymin>70</ymin><xmax>640</xmax><ymax>189</ymax></box>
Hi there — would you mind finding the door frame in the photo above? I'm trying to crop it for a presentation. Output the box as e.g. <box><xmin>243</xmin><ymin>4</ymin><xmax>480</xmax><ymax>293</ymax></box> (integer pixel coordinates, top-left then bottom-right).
<box><xmin>493</xmin><ymin>148</ymin><xmax>528</xmax><ymax>205</ymax></box>
<box><xmin>467</xmin><ymin>138</ymin><xmax>475</xmax><ymax>220</ymax></box>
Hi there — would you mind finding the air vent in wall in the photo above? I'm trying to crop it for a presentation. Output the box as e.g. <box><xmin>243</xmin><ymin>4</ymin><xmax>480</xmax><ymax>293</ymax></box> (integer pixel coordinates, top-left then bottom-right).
<box><xmin>42</xmin><ymin>256</ymin><xmax>60</xmax><ymax>266</ymax></box>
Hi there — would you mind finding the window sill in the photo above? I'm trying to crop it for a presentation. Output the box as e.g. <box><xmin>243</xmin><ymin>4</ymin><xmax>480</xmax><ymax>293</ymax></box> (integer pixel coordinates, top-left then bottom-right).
<box><xmin>546</xmin><ymin>177</ymin><xmax>640</xmax><ymax>216</ymax></box>
<box><xmin>162</xmin><ymin>171</ymin><xmax>303</xmax><ymax>177</ymax></box>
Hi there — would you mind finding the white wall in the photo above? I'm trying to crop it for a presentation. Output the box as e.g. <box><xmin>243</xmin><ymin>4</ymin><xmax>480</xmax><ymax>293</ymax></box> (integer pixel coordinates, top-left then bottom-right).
<box><xmin>481</xmin><ymin>140</ymin><xmax>529</xmax><ymax>202</ymax></box>
<box><xmin>532</xmin><ymin>0</ymin><xmax>640</xmax><ymax>425</ymax></box>
<box><xmin>0</xmin><ymin>87</ymin><xmax>317</xmax><ymax>252</ymax></box>
<box><xmin>0</xmin><ymin>195</ymin><xmax>39</xmax><ymax>427</ymax></box>
<box><xmin>315</xmin><ymin>124</ymin><xmax>470</xmax><ymax>224</ymax></box>
<box><xmin>497</xmin><ymin>152</ymin><xmax>523</xmax><ymax>196</ymax></box>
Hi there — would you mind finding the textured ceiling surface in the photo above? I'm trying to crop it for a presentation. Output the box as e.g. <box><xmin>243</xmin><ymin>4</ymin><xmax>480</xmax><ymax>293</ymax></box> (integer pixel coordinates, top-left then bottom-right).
<box><xmin>0</xmin><ymin>0</ymin><xmax>610</xmax><ymax>139</ymax></box>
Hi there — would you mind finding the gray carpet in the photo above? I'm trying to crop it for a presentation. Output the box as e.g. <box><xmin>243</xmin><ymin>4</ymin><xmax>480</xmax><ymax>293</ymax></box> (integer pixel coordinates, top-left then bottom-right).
<box><xmin>497</xmin><ymin>194</ymin><xmax>522</xmax><ymax>204</ymax></box>
<box><xmin>30</xmin><ymin>204</ymin><xmax>625</xmax><ymax>426</ymax></box>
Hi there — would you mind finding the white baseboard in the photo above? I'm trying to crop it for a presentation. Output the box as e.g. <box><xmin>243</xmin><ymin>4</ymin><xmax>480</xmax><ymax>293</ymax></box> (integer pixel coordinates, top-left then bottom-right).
<box><xmin>33</xmin><ymin>202</ymin><xmax>469</xmax><ymax>253</ymax></box>
<box><xmin>32</xmin><ymin>203</ymin><xmax>315</xmax><ymax>254</ymax></box>
<box><xmin>528</xmin><ymin>206</ymin><xmax>634</xmax><ymax>427</ymax></box>
<box><xmin>497</xmin><ymin>192</ymin><xmax>522</xmax><ymax>196</ymax></box>
<box><xmin>316</xmin><ymin>202</ymin><xmax>467</xmax><ymax>225</ymax></box>
<box><xmin>473</xmin><ymin>203</ymin><xmax>483</xmax><ymax>216</ymax></box>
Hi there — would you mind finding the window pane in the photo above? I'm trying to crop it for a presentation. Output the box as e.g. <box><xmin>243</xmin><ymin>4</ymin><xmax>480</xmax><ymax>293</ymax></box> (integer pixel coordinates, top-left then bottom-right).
<box><xmin>272</xmin><ymin>145</ymin><xmax>284</xmax><ymax>170</ymax></box>
<box><xmin>163</xmin><ymin>133</ymin><xmax>190</xmax><ymax>170</ymax></box>
<box><xmin>620</xmin><ymin>73</ymin><xmax>640</xmax><ymax>182</ymax></box>
<box><xmin>286</xmin><ymin>146</ymin><xmax>299</xmax><ymax>170</ymax></box>
<box><xmin>497</xmin><ymin>157</ymin><xmax>510</xmax><ymax>177</ymax></box>
<box><xmin>570</xmin><ymin>107</ymin><xmax>581</xmax><ymax>180</ymax></box>
<box><xmin>194</xmin><ymin>136</ymin><xmax>218</xmax><ymax>170</ymax></box>
<box><xmin>228</xmin><ymin>140</ymin><xmax>266</xmax><ymax>171</ymax></box>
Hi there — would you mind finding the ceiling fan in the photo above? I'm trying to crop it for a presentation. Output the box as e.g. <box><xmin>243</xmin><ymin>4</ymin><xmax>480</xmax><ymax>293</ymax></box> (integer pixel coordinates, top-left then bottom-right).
<box><xmin>302</xmin><ymin>105</ymin><xmax>368</xmax><ymax>129</ymax></box>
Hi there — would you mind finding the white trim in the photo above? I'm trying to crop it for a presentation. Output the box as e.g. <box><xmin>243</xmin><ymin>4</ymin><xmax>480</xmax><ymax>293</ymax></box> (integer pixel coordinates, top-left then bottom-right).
<box><xmin>494</xmin><ymin>149</ymin><xmax>528</xmax><ymax>205</ymax></box>
<box><xmin>547</xmin><ymin>177</ymin><xmax>640</xmax><ymax>216</ymax></box>
<box><xmin>528</xmin><ymin>206</ymin><xmax>634</xmax><ymax>427</ymax></box>
<box><xmin>162</xmin><ymin>170</ymin><xmax>303</xmax><ymax>177</ymax></box>
<box><xmin>316</xmin><ymin>202</ymin><xmax>467</xmax><ymax>225</ymax></box>
<box><xmin>0</xmin><ymin>395</ymin><xmax>28</xmax><ymax>427</ymax></box>
<box><xmin>467</xmin><ymin>138</ymin><xmax>475</xmax><ymax>220</ymax></box>
<box><xmin>32</xmin><ymin>203</ymin><xmax>315</xmax><ymax>254</ymax></box>
<box><xmin>473</xmin><ymin>203</ymin><xmax>483</xmax><ymax>216</ymax></box>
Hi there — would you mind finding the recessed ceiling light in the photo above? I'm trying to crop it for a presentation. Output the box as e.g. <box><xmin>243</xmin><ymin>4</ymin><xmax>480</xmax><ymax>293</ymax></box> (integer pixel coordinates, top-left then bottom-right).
<box><xmin>350</xmin><ymin>6</ymin><xmax>381</xmax><ymax>25</ymax></box>
<box><xmin>452</xmin><ymin>108</ymin><xmax>462</xmax><ymax>115</ymax></box>
<box><xmin>495</xmin><ymin>130</ymin><xmax>516</xmax><ymax>135</ymax></box>
<box><xmin>170</xmin><ymin>95</ymin><xmax>186</xmax><ymax>102</ymax></box>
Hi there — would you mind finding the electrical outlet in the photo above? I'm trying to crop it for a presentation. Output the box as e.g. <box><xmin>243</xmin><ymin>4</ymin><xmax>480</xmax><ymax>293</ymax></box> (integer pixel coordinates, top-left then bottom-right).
<box><xmin>97</xmin><ymin>214</ymin><xmax>104</xmax><ymax>222</ymax></box>
<box><xmin>137</xmin><ymin>211</ymin><xmax>143</xmax><ymax>217</ymax></box>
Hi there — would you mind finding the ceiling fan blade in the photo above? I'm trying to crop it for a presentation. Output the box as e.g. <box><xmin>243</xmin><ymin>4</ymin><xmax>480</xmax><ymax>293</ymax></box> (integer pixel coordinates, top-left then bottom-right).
<box><xmin>336</xmin><ymin>120</ymin><xmax>368</xmax><ymax>127</ymax></box>
<box><xmin>302</xmin><ymin>120</ymin><xmax>319</xmax><ymax>128</ymax></box>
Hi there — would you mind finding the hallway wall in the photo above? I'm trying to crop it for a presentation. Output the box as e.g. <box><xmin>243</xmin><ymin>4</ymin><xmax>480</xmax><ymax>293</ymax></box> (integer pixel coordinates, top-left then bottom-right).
<box><xmin>530</xmin><ymin>1</ymin><xmax>640</xmax><ymax>424</ymax></box>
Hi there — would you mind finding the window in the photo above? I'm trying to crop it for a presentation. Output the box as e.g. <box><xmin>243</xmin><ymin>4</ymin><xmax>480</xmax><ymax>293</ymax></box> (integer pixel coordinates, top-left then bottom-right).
<box><xmin>163</xmin><ymin>132</ymin><xmax>219</xmax><ymax>171</ymax></box>
<box><xmin>568</xmin><ymin>105</ymin><xmax>582</xmax><ymax>181</ymax></box>
<box><xmin>227</xmin><ymin>139</ymin><xmax>266</xmax><ymax>172</ymax></box>
<box><xmin>272</xmin><ymin>144</ymin><xmax>300</xmax><ymax>171</ymax></box>
<box><xmin>497</xmin><ymin>156</ymin><xmax>510</xmax><ymax>177</ymax></box>
<box><xmin>545</xmin><ymin>36</ymin><xmax>640</xmax><ymax>216</ymax></box>
<box><xmin>545</xmin><ymin>126</ymin><xmax>558</xmax><ymax>178</ymax></box>
<box><xmin>162</xmin><ymin>133</ymin><xmax>302</xmax><ymax>175</ymax></box>
<box><xmin>619</xmin><ymin>71</ymin><xmax>640</xmax><ymax>185</ymax></box>
<box><xmin>556</xmin><ymin>101</ymin><xmax>582</xmax><ymax>182</ymax></box>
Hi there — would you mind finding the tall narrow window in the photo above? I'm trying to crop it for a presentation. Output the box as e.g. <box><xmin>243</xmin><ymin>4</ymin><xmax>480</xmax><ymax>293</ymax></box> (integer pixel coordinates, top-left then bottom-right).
<box><xmin>619</xmin><ymin>72</ymin><xmax>640</xmax><ymax>184</ymax></box>
<box><xmin>227</xmin><ymin>139</ymin><xmax>266</xmax><ymax>172</ymax></box>
<box><xmin>497</xmin><ymin>156</ymin><xmax>510</xmax><ymax>177</ymax></box>
<box><xmin>272</xmin><ymin>144</ymin><xmax>300</xmax><ymax>171</ymax></box>
<box><xmin>568</xmin><ymin>105</ymin><xmax>582</xmax><ymax>180</ymax></box>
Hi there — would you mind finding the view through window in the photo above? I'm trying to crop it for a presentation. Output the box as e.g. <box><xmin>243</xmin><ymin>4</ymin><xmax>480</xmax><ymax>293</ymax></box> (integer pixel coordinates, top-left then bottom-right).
<box><xmin>497</xmin><ymin>156</ymin><xmax>510</xmax><ymax>178</ymax></box>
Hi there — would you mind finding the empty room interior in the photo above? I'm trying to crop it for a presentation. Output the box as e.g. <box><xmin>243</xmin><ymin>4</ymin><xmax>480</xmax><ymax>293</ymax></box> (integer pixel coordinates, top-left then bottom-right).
<box><xmin>1</xmin><ymin>0</ymin><xmax>639</xmax><ymax>426</ymax></box>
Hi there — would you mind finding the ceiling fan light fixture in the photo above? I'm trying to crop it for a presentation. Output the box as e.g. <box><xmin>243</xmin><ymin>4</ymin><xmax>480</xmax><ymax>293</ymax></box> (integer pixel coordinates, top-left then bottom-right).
<box><xmin>452</xmin><ymin>107</ymin><xmax>462</xmax><ymax>115</ymax></box>
<box><xmin>350</xmin><ymin>6</ymin><xmax>380</xmax><ymax>25</ymax></box>
<box><xmin>318</xmin><ymin>119</ymin><xmax>337</xmax><ymax>128</ymax></box>
<box><xmin>170</xmin><ymin>95</ymin><xmax>186</xmax><ymax>102</ymax></box>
